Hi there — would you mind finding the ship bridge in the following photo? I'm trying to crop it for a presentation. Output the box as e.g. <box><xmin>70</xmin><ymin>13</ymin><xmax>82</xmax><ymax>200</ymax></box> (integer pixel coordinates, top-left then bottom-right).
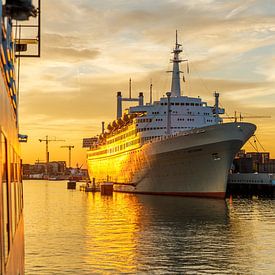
<box><xmin>128</xmin><ymin>92</ymin><xmax>224</xmax><ymax>140</ymax></box>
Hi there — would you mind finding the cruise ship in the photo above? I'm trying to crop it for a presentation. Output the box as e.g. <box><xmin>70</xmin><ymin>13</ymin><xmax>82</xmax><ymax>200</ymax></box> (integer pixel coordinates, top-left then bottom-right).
<box><xmin>86</xmin><ymin>32</ymin><xmax>256</xmax><ymax>198</ymax></box>
<box><xmin>0</xmin><ymin>1</ymin><xmax>39</xmax><ymax>274</ymax></box>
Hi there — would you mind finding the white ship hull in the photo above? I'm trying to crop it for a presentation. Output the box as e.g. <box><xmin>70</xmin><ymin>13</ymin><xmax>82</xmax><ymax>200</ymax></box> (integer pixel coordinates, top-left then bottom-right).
<box><xmin>87</xmin><ymin>122</ymin><xmax>256</xmax><ymax>198</ymax></box>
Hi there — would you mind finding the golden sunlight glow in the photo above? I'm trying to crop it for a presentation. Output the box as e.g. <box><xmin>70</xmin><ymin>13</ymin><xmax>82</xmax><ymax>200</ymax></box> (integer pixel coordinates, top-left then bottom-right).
<box><xmin>87</xmin><ymin>123</ymin><xmax>145</xmax><ymax>183</ymax></box>
<box><xmin>84</xmin><ymin>192</ymin><xmax>142</xmax><ymax>273</ymax></box>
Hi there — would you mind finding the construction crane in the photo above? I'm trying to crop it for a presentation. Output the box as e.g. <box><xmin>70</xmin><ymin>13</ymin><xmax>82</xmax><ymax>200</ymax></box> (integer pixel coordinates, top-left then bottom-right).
<box><xmin>35</xmin><ymin>158</ymin><xmax>44</xmax><ymax>164</ymax></box>
<box><xmin>61</xmin><ymin>145</ymin><xmax>74</xmax><ymax>168</ymax></box>
<box><xmin>223</xmin><ymin>112</ymin><xmax>271</xmax><ymax>122</ymax></box>
<box><xmin>38</xmin><ymin>136</ymin><xmax>65</xmax><ymax>176</ymax></box>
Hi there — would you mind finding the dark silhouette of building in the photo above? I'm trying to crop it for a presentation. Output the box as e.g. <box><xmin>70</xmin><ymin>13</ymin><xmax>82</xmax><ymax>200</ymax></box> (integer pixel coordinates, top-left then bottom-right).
<box><xmin>233</xmin><ymin>150</ymin><xmax>274</xmax><ymax>173</ymax></box>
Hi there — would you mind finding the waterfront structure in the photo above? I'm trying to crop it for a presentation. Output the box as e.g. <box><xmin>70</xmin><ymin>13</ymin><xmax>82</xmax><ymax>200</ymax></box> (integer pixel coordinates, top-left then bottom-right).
<box><xmin>0</xmin><ymin>1</ymin><xmax>39</xmax><ymax>274</ymax></box>
<box><xmin>233</xmin><ymin>150</ymin><xmax>275</xmax><ymax>173</ymax></box>
<box><xmin>22</xmin><ymin>161</ymin><xmax>88</xmax><ymax>181</ymax></box>
<box><xmin>22</xmin><ymin>161</ymin><xmax>66</xmax><ymax>179</ymax></box>
<box><xmin>85</xmin><ymin>32</ymin><xmax>256</xmax><ymax>198</ymax></box>
<box><xmin>227</xmin><ymin>173</ymin><xmax>275</xmax><ymax>198</ymax></box>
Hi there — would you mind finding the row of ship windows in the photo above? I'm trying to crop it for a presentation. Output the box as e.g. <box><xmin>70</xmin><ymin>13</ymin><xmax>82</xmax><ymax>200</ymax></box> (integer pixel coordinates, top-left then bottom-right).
<box><xmin>230</xmin><ymin>179</ymin><xmax>264</xmax><ymax>183</ymax></box>
<box><xmin>139</xmin><ymin>118</ymin><xmax>199</xmax><ymax>123</ymax></box>
<box><xmin>160</xmin><ymin>102</ymin><xmax>202</xmax><ymax>106</ymax></box>
<box><xmin>138</xmin><ymin>118</ymin><xmax>213</xmax><ymax>123</ymax></box>
<box><xmin>166</xmin><ymin>111</ymin><xmax>211</xmax><ymax>115</ymax></box>
<box><xmin>108</xmin><ymin>138</ymin><xmax>140</xmax><ymax>153</ymax></box>
<box><xmin>107</xmin><ymin>129</ymin><xmax>136</xmax><ymax>144</ymax></box>
<box><xmin>187</xmin><ymin>111</ymin><xmax>211</xmax><ymax>116</ymax></box>
<box><xmin>89</xmin><ymin>138</ymin><xmax>141</xmax><ymax>156</ymax></box>
<box><xmin>186</xmin><ymin>112</ymin><xmax>211</xmax><ymax>116</ymax></box>
<box><xmin>137</xmin><ymin>118</ymin><xmax>153</xmax><ymax>123</ymax></box>
<box><xmin>177</xmin><ymin>118</ymin><xmax>195</xmax><ymax>122</ymax></box>
<box><xmin>89</xmin><ymin>149</ymin><xmax>107</xmax><ymax>157</ymax></box>
<box><xmin>138</xmin><ymin>126</ymin><xmax>193</xmax><ymax>132</ymax></box>
<box><xmin>143</xmin><ymin>136</ymin><xmax>161</xmax><ymax>141</ymax></box>
<box><xmin>140</xmin><ymin>113</ymin><xmax>211</xmax><ymax>120</ymax></box>
<box><xmin>139</xmin><ymin>116</ymin><xmax>212</xmax><ymax>123</ymax></box>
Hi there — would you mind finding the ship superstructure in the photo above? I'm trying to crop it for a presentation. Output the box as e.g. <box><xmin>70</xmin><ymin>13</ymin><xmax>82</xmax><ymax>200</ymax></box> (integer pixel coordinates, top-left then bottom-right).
<box><xmin>85</xmin><ymin>32</ymin><xmax>256</xmax><ymax>198</ymax></box>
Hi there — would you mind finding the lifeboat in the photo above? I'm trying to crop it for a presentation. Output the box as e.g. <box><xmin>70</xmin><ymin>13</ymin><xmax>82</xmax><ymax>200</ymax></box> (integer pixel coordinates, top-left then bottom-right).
<box><xmin>117</xmin><ymin>118</ymin><xmax>124</xmax><ymax>126</ymax></box>
<box><xmin>112</xmin><ymin>120</ymin><xmax>118</xmax><ymax>128</ymax></box>
<box><xmin>122</xmin><ymin>113</ymin><xmax>130</xmax><ymax>123</ymax></box>
<box><xmin>107</xmin><ymin>123</ymin><xmax>113</xmax><ymax>131</ymax></box>
<box><xmin>129</xmin><ymin>113</ymin><xmax>137</xmax><ymax>120</ymax></box>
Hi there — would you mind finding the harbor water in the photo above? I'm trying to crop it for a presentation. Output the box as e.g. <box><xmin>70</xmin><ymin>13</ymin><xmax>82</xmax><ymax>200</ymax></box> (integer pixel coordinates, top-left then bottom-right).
<box><xmin>24</xmin><ymin>180</ymin><xmax>275</xmax><ymax>274</ymax></box>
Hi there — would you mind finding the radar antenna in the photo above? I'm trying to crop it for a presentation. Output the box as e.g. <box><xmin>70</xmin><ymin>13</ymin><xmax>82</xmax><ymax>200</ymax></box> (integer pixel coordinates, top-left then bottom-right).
<box><xmin>167</xmin><ymin>30</ymin><xmax>188</xmax><ymax>97</ymax></box>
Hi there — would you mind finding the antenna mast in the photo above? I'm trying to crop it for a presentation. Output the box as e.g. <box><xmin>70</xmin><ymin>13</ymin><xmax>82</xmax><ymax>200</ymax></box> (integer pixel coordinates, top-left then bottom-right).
<box><xmin>170</xmin><ymin>30</ymin><xmax>183</xmax><ymax>97</ymax></box>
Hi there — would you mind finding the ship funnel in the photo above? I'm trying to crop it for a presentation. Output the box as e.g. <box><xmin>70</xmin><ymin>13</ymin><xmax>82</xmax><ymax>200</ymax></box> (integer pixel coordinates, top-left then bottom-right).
<box><xmin>214</xmin><ymin>92</ymin><xmax>220</xmax><ymax>124</ymax></box>
<box><xmin>139</xmin><ymin>92</ymin><xmax>144</xmax><ymax>106</ymax></box>
<box><xmin>117</xmin><ymin>91</ymin><xmax>122</xmax><ymax>119</ymax></box>
<box><xmin>4</xmin><ymin>0</ymin><xmax>37</xmax><ymax>20</ymax></box>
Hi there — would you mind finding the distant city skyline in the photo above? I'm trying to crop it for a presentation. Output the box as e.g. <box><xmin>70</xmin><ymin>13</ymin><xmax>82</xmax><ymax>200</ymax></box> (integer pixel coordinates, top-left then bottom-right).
<box><xmin>19</xmin><ymin>0</ymin><xmax>275</xmax><ymax>166</ymax></box>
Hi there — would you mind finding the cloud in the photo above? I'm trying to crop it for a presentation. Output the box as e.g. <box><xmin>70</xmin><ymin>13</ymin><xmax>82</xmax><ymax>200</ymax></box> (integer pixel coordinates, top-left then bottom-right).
<box><xmin>18</xmin><ymin>0</ymin><xmax>275</xmax><ymax>163</ymax></box>
<box><xmin>256</xmin><ymin>56</ymin><xmax>275</xmax><ymax>82</ymax></box>
<box><xmin>225</xmin><ymin>0</ymin><xmax>257</xmax><ymax>19</ymax></box>
<box><xmin>44</xmin><ymin>46</ymin><xmax>100</xmax><ymax>62</ymax></box>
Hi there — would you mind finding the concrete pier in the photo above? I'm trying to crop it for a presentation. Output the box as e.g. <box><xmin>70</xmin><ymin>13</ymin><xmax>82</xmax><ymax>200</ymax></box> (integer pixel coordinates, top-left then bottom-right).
<box><xmin>80</xmin><ymin>179</ymin><xmax>99</xmax><ymax>192</ymax></box>
<box><xmin>227</xmin><ymin>173</ymin><xmax>275</xmax><ymax>198</ymax></box>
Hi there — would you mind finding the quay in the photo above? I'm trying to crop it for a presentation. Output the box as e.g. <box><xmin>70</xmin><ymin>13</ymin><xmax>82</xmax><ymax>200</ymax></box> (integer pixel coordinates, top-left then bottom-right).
<box><xmin>80</xmin><ymin>183</ymin><xmax>99</xmax><ymax>192</ymax></box>
<box><xmin>78</xmin><ymin>174</ymin><xmax>275</xmax><ymax>198</ymax></box>
<box><xmin>227</xmin><ymin>173</ymin><xmax>275</xmax><ymax>198</ymax></box>
<box><xmin>79</xmin><ymin>180</ymin><xmax>113</xmax><ymax>195</ymax></box>
<box><xmin>80</xmin><ymin>178</ymin><xmax>98</xmax><ymax>192</ymax></box>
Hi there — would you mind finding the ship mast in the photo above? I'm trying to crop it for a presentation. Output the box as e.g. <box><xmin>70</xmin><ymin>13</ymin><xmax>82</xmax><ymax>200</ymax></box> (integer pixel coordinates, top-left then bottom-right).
<box><xmin>170</xmin><ymin>30</ymin><xmax>183</xmax><ymax>97</ymax></box>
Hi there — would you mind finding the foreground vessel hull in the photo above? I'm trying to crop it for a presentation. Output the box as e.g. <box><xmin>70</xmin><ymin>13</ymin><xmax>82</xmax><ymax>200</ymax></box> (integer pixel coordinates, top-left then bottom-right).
<box><xmin>87</xmin><ymin>122</ymin><xmax>256</xmax><ymax>198</ymax></box>
<box><xmin>0</xmin><ymin>1</ymin><xmax>39</xmax><ymax>273</ymax></box>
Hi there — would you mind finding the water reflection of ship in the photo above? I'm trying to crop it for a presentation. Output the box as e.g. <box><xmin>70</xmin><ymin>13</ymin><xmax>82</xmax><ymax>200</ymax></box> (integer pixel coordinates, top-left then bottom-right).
<box><xmin>83</xmin><ymin>193</ymin><xmax>141</xmax><ymax>273</ymax></box>
<box><xmin>137</xmin><ymin>195</ymin><xmax>228</xmax><ymax>226</ymax></box>
<box><xmin>82</xmin><ymin>191</ymin><xmax>274</xmax><ymax>274</ymax></box>
<box><xmin>83</xmin><ymin>193</ymin><xmax>230</xmax><ymax>273</ymax></box>
<box><xmin>133</xmin><ymin>195</ymin><xmax>252</xmax><ymax>274</ymax></box>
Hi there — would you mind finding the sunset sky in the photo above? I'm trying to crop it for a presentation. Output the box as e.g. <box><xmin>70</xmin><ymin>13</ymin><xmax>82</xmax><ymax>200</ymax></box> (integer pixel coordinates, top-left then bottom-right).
<box><xmin>19</xmin><ymin>0</ymin><xmax>275</xmax><ymax>167</ymax></box>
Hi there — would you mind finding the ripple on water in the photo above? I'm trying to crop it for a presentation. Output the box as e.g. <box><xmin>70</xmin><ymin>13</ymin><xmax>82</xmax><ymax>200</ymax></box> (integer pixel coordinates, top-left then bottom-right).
<box><xmin>24</xmin><ymin>181</ymin><xmax>275</xmax><ymax>274</ymax></box>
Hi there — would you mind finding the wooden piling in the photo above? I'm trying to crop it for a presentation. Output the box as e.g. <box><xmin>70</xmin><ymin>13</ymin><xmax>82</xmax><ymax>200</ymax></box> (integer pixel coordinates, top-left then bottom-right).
<box><xmin>67</xmin><ymin>180</ymin><xmax>76</xmax><ymax>190</ymax></box>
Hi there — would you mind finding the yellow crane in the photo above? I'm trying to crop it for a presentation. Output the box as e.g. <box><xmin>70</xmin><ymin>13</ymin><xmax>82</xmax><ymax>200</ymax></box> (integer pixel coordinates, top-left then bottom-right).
<box><xmin>61</xmin><ymin>145</ymin><xmax>75</xmax><ymax>168</ymax></box>
<box><xmin>38</xmin><ymin>136</ymin><xmax>65</xmax><ymax>176</ymax></box>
